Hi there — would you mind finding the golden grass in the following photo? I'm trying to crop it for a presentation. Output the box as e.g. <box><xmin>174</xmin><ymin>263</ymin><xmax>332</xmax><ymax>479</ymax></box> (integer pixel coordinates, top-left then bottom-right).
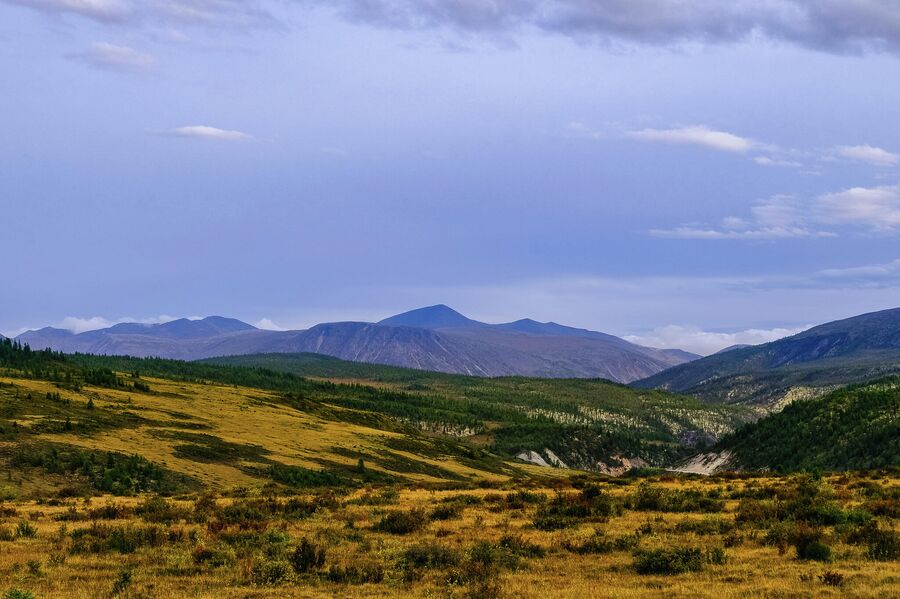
<box><xmin>0</xmin><ymin>474</ymin><xmax>896</xmax><ymax>598</ymax></box>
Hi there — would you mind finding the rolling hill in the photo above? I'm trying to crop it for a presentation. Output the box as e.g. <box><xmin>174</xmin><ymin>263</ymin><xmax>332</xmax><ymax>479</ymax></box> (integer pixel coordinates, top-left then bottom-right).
<box><xmin>633</xmin><ymin>307</ymin><xmax>900</xmax><ymax>407</ymax></box>
<box><xmin>699</xmin><ymin>378</ymin><xmax>900</xmax><ymax>472</ymax></box>
<box><xmin>16</xmin><ymin>306</ymin><xmax>698</xmax><ymax>383</ymax></box>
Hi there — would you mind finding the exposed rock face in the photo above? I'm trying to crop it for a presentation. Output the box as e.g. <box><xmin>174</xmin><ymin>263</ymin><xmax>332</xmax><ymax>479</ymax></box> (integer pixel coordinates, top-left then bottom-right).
<box><xmin>17</xmin><ymin>306</ymin><xmax>698</xmax><ymax>383</ymax></box>
<box><xmin>669</xmin><ymin>451</ymin><xmax>734</xmax><ymax>475</ymax></box>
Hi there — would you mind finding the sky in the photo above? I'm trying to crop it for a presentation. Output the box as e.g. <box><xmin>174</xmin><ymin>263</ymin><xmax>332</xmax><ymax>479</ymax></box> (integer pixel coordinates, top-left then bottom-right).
<box><xmin>3</xmin><ymin>1</ymin><xmax>900</xmax><ymax>355</ymax></box>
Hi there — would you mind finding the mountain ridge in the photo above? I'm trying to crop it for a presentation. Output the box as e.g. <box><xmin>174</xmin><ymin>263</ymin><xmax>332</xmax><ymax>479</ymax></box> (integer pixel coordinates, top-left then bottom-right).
<box><xmin>634</xmin><ymin>306</ymin><xmax>900</xmax><ymax>406</ymax></box>
<box><xmin>15</xmin><ymin>308</ymin><xmax>698</xmax><ymax>383</ymax></box>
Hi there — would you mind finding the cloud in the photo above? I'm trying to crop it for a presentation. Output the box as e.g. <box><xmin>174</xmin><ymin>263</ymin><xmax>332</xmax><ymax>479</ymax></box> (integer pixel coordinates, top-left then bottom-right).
<box><xmin>67</xmin><ymin>42</ymin><xmax>156</xmax><ymax>72</ymax></box>
<box><xmin>624</xmin><ymin>324</ymin><xmax>811</xmax><ymax>356</ymax></box>
<box><xmin>628</xmin><ymin>125</ymin><xmax>757</xmax><ymax>153</ymax></box>
<box><xmin>5</xmin><ymin>0</ymin><xmax>129</xmax><ymax>22</ymax></box>
<box><xmin>58</xmin><ymin>314</ymin><xmax>179</xmax><ymax>334</ymax></box>
<box><xmin>254</xmin><ymin>318</ymin><xmax>285</xmax><ymax>331</ymax></box>
<box><xmin>815</xmin><ymin>184</ymin><xmax>900</xmax><ymax>230</ymax></box>
<box><xmin>167</xmin><ymin>125</ymin><xmax>253</xmax><ymax>141</ymax></box>
<box><xmin>834</xmin><ymin>144</ymin><xmax>900</xmax><ymax>166</ymax></box>
<box><xmin>815</xmin><ymin>258</ymin><xmax>900</xmax><ymax>286</ymax></box>
<box><xmin>652</xmin><ymin>183</ymin><xmax>900</xmax><ymax>239</ymax></box>
<box><xmin>313</xmin><ymin>1</ymin><xmax>900</xmax><ymax>55</ymax></box>
<box><xmin>2</xmin><ymin>0</ymin><xmax>279</xmax><ymax>28</ymax></box>
<box><xmin>754</xmin><ymin>156</ymin><xmax>802</xmax><ymax>168</ymax></box>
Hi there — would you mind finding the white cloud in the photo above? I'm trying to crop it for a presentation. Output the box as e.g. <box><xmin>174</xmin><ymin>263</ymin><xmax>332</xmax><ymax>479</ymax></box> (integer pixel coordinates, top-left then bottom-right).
<box><xmin>6</xmin><ymin>0</ymin><xmax>129</xmax><ymax>22</ymax></box>
<box><xmin>254</xmin><ymin>318</ymin><xmax>285</xmax><ymax>331</ymax></box>
<box><xmin>815</xmin><ymin>184</ymin><xmax>900</xmax><ymax>230</ymax></box>
<box><xmin>58</xmin><ymin>314</ymin><xmax>179</xmax><ymax>334</ymax></box>
<box><xmin>835</xmin><ymin>144</ymin><xmax>900</xmax><ymax>166</ymax></box>
<box><xmin>68</xmin><ymin>42</ymin><xmax>155</xmax><ymax>72</ymax></box>
<box><xmin>627</xmin><ymin>125</ymin><xmax>758</xmax><ymax>153</ymax></box>
<box><xmin>624</xmin><ymin>324</ymin><xmax>811</xmax><ymax>356</ymax></box>
<box><xmin>3</xmin><ymin>0</ymin><xmax>279</xmax><ymax>28</ymax></box>
<box><xmin>653</xmin><ymin>183</ymin><xmax>900</xmax><ymax>239</ymax></box>
<box><xmin>167</xmin><ymin>125</ymin><xmax>253</xmax><ymax>141</ymax></box>
<box><xmin>754</xmin><ymin>155</ymin><xmax>802</xmax><ymax>168</ymax></box>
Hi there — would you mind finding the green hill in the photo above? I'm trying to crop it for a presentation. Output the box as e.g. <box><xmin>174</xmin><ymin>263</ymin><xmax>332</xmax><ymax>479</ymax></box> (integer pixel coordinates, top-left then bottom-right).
<box><xmin>717</xmin><ymin>377</ymin><xmax>900</xmax><ymax>471</ymax></box>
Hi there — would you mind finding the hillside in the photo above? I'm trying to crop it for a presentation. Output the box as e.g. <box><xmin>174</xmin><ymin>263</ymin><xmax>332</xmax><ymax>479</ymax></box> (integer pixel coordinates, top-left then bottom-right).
<box><xmin>201</xmin><ymin>352</ymin><xmax>749</xmax><ymax>472</ymax></box>
<box><xmin>16</xmin><ymin>306</ymin><xmax>698</xmax><ymax>383</ymax></box>
<box><xmin>713</xmin><ymin>378</ymin><xmax>900</xmax><ymax>472</ymax></box>
<box><xmin>0</xmin><ymin>339</ymin><xmax>748</xmax><ymax>486</ymax></box>
<box><xmin>634</xmin><ymin>307</ymin><xmax>900</xmax><ymax>407</ymax></box>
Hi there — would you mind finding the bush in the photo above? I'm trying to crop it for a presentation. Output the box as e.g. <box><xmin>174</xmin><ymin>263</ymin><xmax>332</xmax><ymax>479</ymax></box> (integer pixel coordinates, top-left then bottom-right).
<box><xmin>533</xmin><ymin>487</ymin><xmax>621</xmax><ymax>530</ymax></box>
<box><xmin>15</xmin><ymin>521</ymin><xmax>36</xmax><ymax>539</ymax></box>
<box><xmin>562</xmin><ymin>530</ymin><xmax>637</xmax><ymax>555</ymax></box>
<box><xmin>400</xmin><ymin>543</ymin><xmax>461</xmax><ymax>570</ymax></box>
<box><xmin>498</xmin><ymin>534</ymin><xmax>545</xmax><ymax>558</ymax></box>
<box><xmin>792</xmin><ymin>526</ymin><xmax>832</xmax><ymax>562</ymax></box>
<box><xmin>374</xmin><ymin>509</ymin><xmax>428</xmax><ymax>535</ymax></box>
<box><xmin>431</xmin><ymin>504</ymin><xmax>462</xmax><ymax>520</ymax></box>
<box><xmin>135</xmin><ymin>496</ymin><xmax>190</xmax><ymax>523</ymax></box>
<box><xmin>633</xmin><ymin>547</ymin><xmax>704</xmax><ymax>575</ymax></box>
<box><xmin>289</xmin><ymin>538</ymin><xmax>326</xmax><ymax>573</ymax></box>
<box><xmin>819</xmin><ymin>570</ymin><xmax>844</xmax><ymax>587</ymax></box>
<box><xmin>326</xmin><ymin>562</ymin><xmax>385</xmax><ymax>584</ymax></box>
<box><xmin>69</xmin><ymin>523</ymin><xmax>169</xmax><ymax>554</ymax></box>
<box><xmin>251</xmin><ymin>558</ymin><xmax>293</xmax><ymax>585</ymax></box>
<box><xmin>3</xmin><ymin>589</ymin><xmax>36</xmax><ymax>599</ymax></box>
<box><xmin>192</xmin><ymin>543</ymin><xmax>236</xmax><ymax>568</ymax></box>
<box><xmin>864</xmin><ymin>528</ymin><xmax>900</xmax><ymax>561</ymax></box>
<box><xmin>631</xmin><ymin>484</ymin><xmax>723</xmax><ymax>513</ymax></box>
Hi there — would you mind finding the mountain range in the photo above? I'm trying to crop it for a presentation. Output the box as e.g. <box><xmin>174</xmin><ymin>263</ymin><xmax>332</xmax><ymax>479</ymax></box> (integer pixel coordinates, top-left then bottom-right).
<box><xmin>634</xmin><ymin>307</ymin><xmax>900</xmax><ymax>407</ymax></box>
<box><xmin>15</xmin><ymin>305</ymin><xmax>698</xmax><ymax>383</ymax></box>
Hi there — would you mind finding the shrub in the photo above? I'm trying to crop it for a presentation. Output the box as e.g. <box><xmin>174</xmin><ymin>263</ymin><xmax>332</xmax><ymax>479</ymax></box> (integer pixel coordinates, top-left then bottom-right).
<box><xmin>15</xmin><ymin>521</ymin><xmax>36</xmax><ymax>539</ymax></box>
<box><xmin>864</xmin><ymin>528</ymin><xmax>900</xmax><ymax>561</ymax></box>
<box><xmin>326</xmin><ymin>562</ymin><xmax>385</xmax><ymax>584</ymax></box>
<box><xmin>135</xmin><ymin>496</ymin><xmax>190</xmax><ymax>524</ymax></box>
<box><xmin>633</xmin><ymin>547</ymin><xmax>704</xmax><ymax>575</ymax></box>
<box><xmin>819</xmin><ymin>570</ymin><xmax>844</xmax><ymax>587</ymax></box>
<box><xmin>792</xmin><ymin>526</ymin><xmax>832</xmax><ymax>562</ymax></box>
<box><xmin>399</xmin><ymin>542</ymin><xmax>461</xmax><ymax>580</ymax></box>
<box><xmin>251</xmin><ymin>558</ymin><xmax>293</xmax><ymax>585</ymax></box>
<box><xmin>431</xmin><ymin>504</ymin><xmax>463</xmax><ymax>520</ymax></box>
<box><xmin>289</xmin><ymin>537</ymin><xmax>326</xmax><ymax>574</ymax></box>
<box><xmin>374</xmin><ymin>509</ymin><xmax>428</xmax><ymax>535</ymax></box>
<box><xmin>3</xmin><ymin>589</ymin><xmax>35</xmax><ymax>599</ymax></box>
<box><xmin>533</xmin><ymin>487</ymin><xmax>621</xmax><ymax>530</ymax></box>
<box><xmin>192</xmin><ymin>543</ymin><xmax>236</xmax><ymax>568</ymax></box>
<box><xmin>87</xmin><ymin>504</ymin><xmax>133</xmax><ymax>520</ymax></box>
<box><xmin>111</xmin><ymin>567</ymin><xmax>133</xmax><ymax>596</ymax></box>
<box><xmin>562</xmin><ymin>530</ymin><xmax>637</xmax><ymax>555</ymax></box>
<box><xmin>631</xmin><ymin>484</ymin><xmax>723</xmax><ymax>513</ymax></box>
<box><xmin>498</xmin><ymin>534</ymin><xmax>545</xmax><ymax>559</ymax></box>
<box><xmin>69</xmin><ymin>523</ymin><xmax>168</xmax><ymax>554</ymax></box>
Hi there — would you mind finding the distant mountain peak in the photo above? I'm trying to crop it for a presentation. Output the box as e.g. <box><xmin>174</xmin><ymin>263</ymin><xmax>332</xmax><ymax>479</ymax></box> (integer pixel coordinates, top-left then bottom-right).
<box><xmin>378</xmin><ymin>305</ymin><xmax>483</xmax><ymax>329</ymax></box>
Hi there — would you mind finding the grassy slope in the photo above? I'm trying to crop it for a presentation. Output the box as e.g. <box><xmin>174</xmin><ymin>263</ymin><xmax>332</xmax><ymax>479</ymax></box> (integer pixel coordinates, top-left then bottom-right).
<box><xmin>200</xmin><ymin>353</ymin><xmax>752</xmax><ymax>468</ymax></box>
<box><xmin>718</xmin><ymin>377</ymin><xmax>900</xmax><ymax>471</ymax></box>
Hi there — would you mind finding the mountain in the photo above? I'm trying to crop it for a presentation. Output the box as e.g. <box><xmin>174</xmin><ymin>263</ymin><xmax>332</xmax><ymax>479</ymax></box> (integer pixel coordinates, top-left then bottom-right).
<box><xmin>15</xmin><ymin>308</ymin><xmax>698</xmax><ymax>383</ymax></box>
<box><xmin>378</xmin><ymin>304</ymin><xmax>483</xmax><ymax>329</ymax></box>
<box><xmin>634</xmin><ymin>307</ymin><xmax>900</xmax><ymax>407</ymax></box>
<box><xmin>705</xmin><ymin>378</ymin><xmax>900</xmax><ymax>472</ymax></box>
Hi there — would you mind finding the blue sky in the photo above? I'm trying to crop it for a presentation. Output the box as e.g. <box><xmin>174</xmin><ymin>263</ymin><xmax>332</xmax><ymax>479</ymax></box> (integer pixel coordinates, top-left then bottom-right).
<box><xmin>3</xmin><ymin>1</ymin><xmax>900</xmax><ymax>354</ymax></box>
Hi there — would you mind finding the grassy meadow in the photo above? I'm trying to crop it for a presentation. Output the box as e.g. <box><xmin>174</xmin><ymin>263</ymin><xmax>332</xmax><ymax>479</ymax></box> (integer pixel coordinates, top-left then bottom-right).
<box><xmin>0</xmin><ymin>472</ymin><xmax>898</xmax><ymax>598</ymax></box>
<box><xmin>0</xmin><ymin>343</ymin><xmax>897</xmax><ymax>598</ymax></box>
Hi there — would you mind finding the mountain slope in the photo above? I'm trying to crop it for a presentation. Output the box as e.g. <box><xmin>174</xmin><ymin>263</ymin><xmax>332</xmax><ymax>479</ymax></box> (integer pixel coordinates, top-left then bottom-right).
<box><xmin>16</xmin><ymin>308</ymin><xmax>697</xmax><ymax>383</ymax></box>
<box><xmin>634</xmin><ymin>307</ymin><xmax>900</xmax><ymax>406</ymax></box>
<box><xmin>714</xmin><ymin>378</ymin><xmax>900</xmax><ymax>471</ymax></box>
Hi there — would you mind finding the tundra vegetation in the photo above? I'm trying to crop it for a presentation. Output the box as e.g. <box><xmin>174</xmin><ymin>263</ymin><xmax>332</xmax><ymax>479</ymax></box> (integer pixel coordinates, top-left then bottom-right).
<box><xmin>0</xmin><ymin>339</ymin><xmax>897</xmax><ymax>597</ymax></box>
